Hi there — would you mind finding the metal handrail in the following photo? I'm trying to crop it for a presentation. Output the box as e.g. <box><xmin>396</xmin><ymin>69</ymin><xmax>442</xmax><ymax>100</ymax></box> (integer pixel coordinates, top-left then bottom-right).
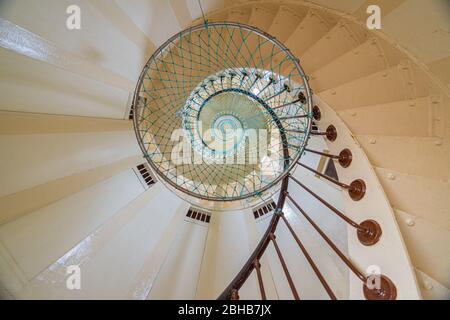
<box><xmin>217</xmin><ymin>104</ymin><xmax>396</xmax><ymax>300</ymax></box>
<box><xmin>132</xmin><ymin>22</ymin><xmax>313</xmax><ymax>203</ymax></box>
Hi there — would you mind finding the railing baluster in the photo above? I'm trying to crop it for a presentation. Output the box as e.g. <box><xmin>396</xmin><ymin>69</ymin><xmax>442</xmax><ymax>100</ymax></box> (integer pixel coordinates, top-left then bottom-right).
<box><xmin>288</xmin><ymin>175</ymin><xmax>381</xmax><ymax>244</ymax></box>
<box><xmin>271</xmin><ymin>97</ymin><xmax>301</xmax><ymax>110</ymax></box>
<box><xmin>247</xmin><ymin>74</ymin><xmax>261</xmax><ymax>91</ymax></box>
<box><xmin>229</xmin><ymin>72</ymin><xmax>236</xmax><ymax>86</ymax></box>
<box><xmin>257</xmin><ymin>78</ymin><xmax>275</xmax><ymax>97</ymax></box>
<box><xmin>264</xmin><ymin>85</ymin><xmax>288</xmax><ymax>102</ymax></box>
<box><xmin>285</xmin><ymin>193</ymin><xmax>367</xmax><ymax>282</ymax></box>
<box><xmin>253</xmin><ymin>260</ymin><xmax>266</xmax><ymax>300</ymax></box>
<box><xmin>220</xmin><ymin>75</ymin><xmax>225</xmax><ymax>90</ymax></box>
<box><xmin>239</xmin><ymin>70</ymin><xmax>248</xmax><ymax>88</ymax></box>
<box><xmin>311</xmin><ymin>131</ymin><xmax>327</xmax><ymax>136</ymax></box>
<box><xmin>304</xmin><ymin>148</ymin><xmax>352</xmax><ymax>168</ymax></box>
<box><xmin>278</xmin><ymin>114</ymin><xmax>309</xmax><ymax>121</ymax></box>
<box><xmin>269</xmin><ymin>233</ymin><xmax>300</xmax><ymax>300</ymax></box>
<box><xmin>230</xmin><ymin>289</ymin><xmax>240</xmax><ymax>300</ymax></box>
<box><xmin>284</xmin><ymin>125</ymin><xmax>337</xmax><ymax>141</ymax></box>
<box><xmin>279</xmin><ymin>213</ymin><xmax>337</xmax><ymax>300</ymax></box>
<box><xmin>305</xmin><ymin>148</ymin><xmax>338</xmax><ymax>158</ymax></box>
<box><xmin>297</xmin><ymin>162</ymin><xmax>366</xmax><ymax>200</ymax></box>
<box><xmin>284</xmin><ymin>129</ymin><xmax>326</xmax><ymax>136</ymax></box>
<box><xmin>285</xmin><ymin>192</ymin><xmax>396</xmax><ymax>300</ymax></box>
<box><xmin>298</xmin><ymin>162</ymin><xmax>351</xmax><ymax>188</ymax></box>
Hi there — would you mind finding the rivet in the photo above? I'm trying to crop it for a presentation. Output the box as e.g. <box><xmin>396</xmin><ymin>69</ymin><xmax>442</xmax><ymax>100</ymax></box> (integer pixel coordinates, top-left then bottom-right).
<box><xmin>350</xmin><ymin>111</ymin><xmax>357</xmax><ymax>116</ymax></box>
<box><xmin>409</xmin><ymin>101</ymin><xmax>415</xmax><ymax>107</ymax></box>
<box><xmin>431</xmin><ymin>98</ymin><xmax>440</xmax><ymax>104</ymax></box>
<box><xmin>435</xmin><ymin>140</ymin><xmax>442</xmax><ymax>146</ymax></box>
<box><xmin>408</xmin><ymin>80</ymin><xmax>414</xmax><ymax>85</ymax></box>
<box><xmin>331</xmin><ymin>90</ymin><xmax>336</xmax><ymax>95</ymax></box>
<box><xmin>382</xmin><ymin>72</ymin><xmax>388</xmax><ymax>78</ymax></box>
<box><xmin>369</xmin><ymin>138</ymin><xmax>376</xmax><ymax>144</ymax></box>
<box><xmin>387</xmin><ymin>173</ymin><xmax>396</xmax><ymax>180</ymax></box>
<box><xmin>354</xmin><ymin>50</ymin><xmax>359</xmax><ymax>55</ymax></box>
<box><xmin>405</xmin><ymin>218</ymin><xmax>415</xmax><ymax>227</ymax></box>
<box><xmin>423</xmin><ymin>281</ymin><xmax>433</xmax><ymax>290</ymax></box>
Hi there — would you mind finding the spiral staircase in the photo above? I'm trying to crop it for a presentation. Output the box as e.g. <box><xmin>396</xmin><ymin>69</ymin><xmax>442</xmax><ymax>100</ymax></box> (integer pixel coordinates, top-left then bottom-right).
<box><xmin>0</xmin><ymin>0</ymin><xmax>449</xmax><ymax>300</ymax></box>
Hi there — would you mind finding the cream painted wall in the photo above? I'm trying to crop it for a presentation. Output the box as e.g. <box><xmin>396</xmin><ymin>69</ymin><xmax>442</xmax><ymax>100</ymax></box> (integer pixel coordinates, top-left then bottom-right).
<box><xmin>0</xmin><ymin>0</ymin><xmax>148</xmax><ymax>82</ymax></box>
<box><xmin>0</xmin><ymin>180</ymin><xmax>188</xmax><ymax>299</ymax></box>
<box><xmin>0</xmin><ymin>130</ymin><xmax>139</xmax><ymax>197</ymax></box>
<box><xmin>115</xmin><ymin>0</ymin><xmax>182</xmax><ymax>47</ymax></box>
<box><xmin>0</xmin><ymin>0</ymin><xmax>445</xmax><ymax>300</ymax></box>
<box><xmin>0</xmin><ymin>48</ymin><xmax>130</xmax><ymax>118</ymax></box>
<box><xmin>0</xmin><ymin>111</ymin><xmax>133</xmax><ymax>135</ymax></box>
<box><xmin>383</xmin><ymin>0</ymin><xmax>450</xmax><ymax>64</ymax></box>
<box><xmin>196</xmin><ymin>209</ymin><xmax>259</xmax><ymax>299</ymax></box>
<box><xmin>306</xmin><ymin>0</ymin><xmax>367</xmax><ymax>14</ymax></box>
<box><xmin>186</xmin><ymin>0</ymin><xmax>225</xmax><ymax>20</ymax></box>
<box><xmin>57</xmin><ymin>186</ymin><xmax>184</xmax><ymax>299</ymax></box>
<box><xmin>148</xmin><ymin>219</ymin><xmax>209</xmax><ymax>299</ymax></box>
<box><xmin>0</xmin><ymin>111</ymin><xmax>141</xmax><ymax>224</ymax></box>
<box><xmin>0</xmin><ymin>169</ymin><xmax>145</xmax><ymax>281</ymax></box>
<box><xmin>415</xmin><ymin>268</ymin><xmax>450</xmax><ymax>300</ymax></box>
<box><xmin>0</xmin><ymin>154</ymin><xmax>143</xmax><ymax>225</ymax></box>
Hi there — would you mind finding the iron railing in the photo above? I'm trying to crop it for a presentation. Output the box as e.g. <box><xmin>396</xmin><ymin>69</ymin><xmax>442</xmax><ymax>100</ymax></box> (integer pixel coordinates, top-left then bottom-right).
<box><xmin>218</xmin><ymin>105</ymin><xmax>396</xmax><ymax>300</ymax></box>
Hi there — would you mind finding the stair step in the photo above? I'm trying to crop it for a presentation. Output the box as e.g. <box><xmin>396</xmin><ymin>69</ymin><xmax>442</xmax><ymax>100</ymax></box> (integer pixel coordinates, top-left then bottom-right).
<box><xmin>317</xmin><ymin>61</ymin><xmax>431</xmax><ymax>110</ymax></box>
<box><xmin>359</xmin><ymin>136</ymin><xmax>450</xmax><ymax>180</ymax></box>
<box><xmin>0</xmin><ymin>169</ymin><xmax>153</xmax><ymax>279</ymax></box>
<box><xmin>394</xmin><ymin>208</ymin><xmax>450</xmax><ymax>289</ymax></box>
<box><xmin>227</xmin><ymin>7</ymin><xmax>251</xmax><ymax>24</ymax></box>
<box><xmin>300</xmin><ymin>20</ymin><xmax>368</xmax><ymax>74</ymax></box>
<box><xmin>2</xmin><ymin>3</ymin><xmax>152</xmax><ymax>82</ymax></box>
<box><xmin>0</xmin><ymin>51</ymin><xmax>130</xmax><ymax>120</ymax></box>
<box><xmin>268</xmin><ymin>5</ymin><xmax>304</xmax><ymax>43</ymax></box>
<box><xmin>414</xmin><ymin>268</ymin><xmax>450</xmax><ymax>300</ymax></box>
<box><xmin>310</xmin><ymin>37</ymin><xmax>406</xmax><ymax>91</ymax></box>
<box><xmin>338</xmin><ymin>96</ymin><xmax>432</xmax><ymax>137</ymax></box>
<box><xmin>285</xmin><ymin>10</ymin><xmax>334</xmax><ymax>58</ymax></box>
<box><xmin>247</xmin><ymin>4</ymin><xmax>277</xmax><ymax>32</ymax></box>
<box><xmin>204</xmin><ymin>11</ymin><xmax>228</xmax><ymax>23</ymax></box>
<box><xmin>224</xmin><ymin>0</ymin><xmax>242</xmax><ymax>7</ymax></box>
<box><xmin>375</xmin><ymin>167</ymin><xmax>450</xmax><ymax>228</ymax></box>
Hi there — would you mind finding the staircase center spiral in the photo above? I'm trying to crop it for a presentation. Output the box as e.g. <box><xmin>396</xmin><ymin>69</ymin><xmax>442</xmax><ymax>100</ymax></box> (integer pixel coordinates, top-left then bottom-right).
<box><xmin>132</xmin><ymin>22</ymin><xmax>313</xmax><ymax>206</ymax></box>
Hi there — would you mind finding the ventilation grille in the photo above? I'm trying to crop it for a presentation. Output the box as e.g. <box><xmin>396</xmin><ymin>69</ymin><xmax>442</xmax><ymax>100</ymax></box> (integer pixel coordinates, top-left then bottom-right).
<box><xmin>253</xmin><ymin>201</ymin><xmax>276</xmax><ymax>219</ymax></box>
<box><xmin>137</xmin><ymin>164</ymin><xmax>156</xmax><ymax>187</ymax></box>
<box><xmin>128</xmin><ymin>105</ymin><xmax>134</xmax><ymax>120</ymax></box>
<box><xmin>312</xmin><ymin>120</ymin><xmax>319</xmax><ymax>132</ymax></box>
<box><xmin>129</xmin><ymin>96</ymin><xmax>147</xmax><ymax>120</ymax></box>
<box><xmin>186</xmin><ymin>208</ymin><xmax>211</xmax><ymax>224</ymax></box>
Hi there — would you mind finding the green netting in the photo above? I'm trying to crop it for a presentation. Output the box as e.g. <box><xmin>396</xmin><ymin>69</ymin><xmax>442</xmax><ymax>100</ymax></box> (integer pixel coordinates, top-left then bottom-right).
<box><xmin>133</xmin><ymin>22</ymin><xmax>312</xmax><ymax>202</ymax></box>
